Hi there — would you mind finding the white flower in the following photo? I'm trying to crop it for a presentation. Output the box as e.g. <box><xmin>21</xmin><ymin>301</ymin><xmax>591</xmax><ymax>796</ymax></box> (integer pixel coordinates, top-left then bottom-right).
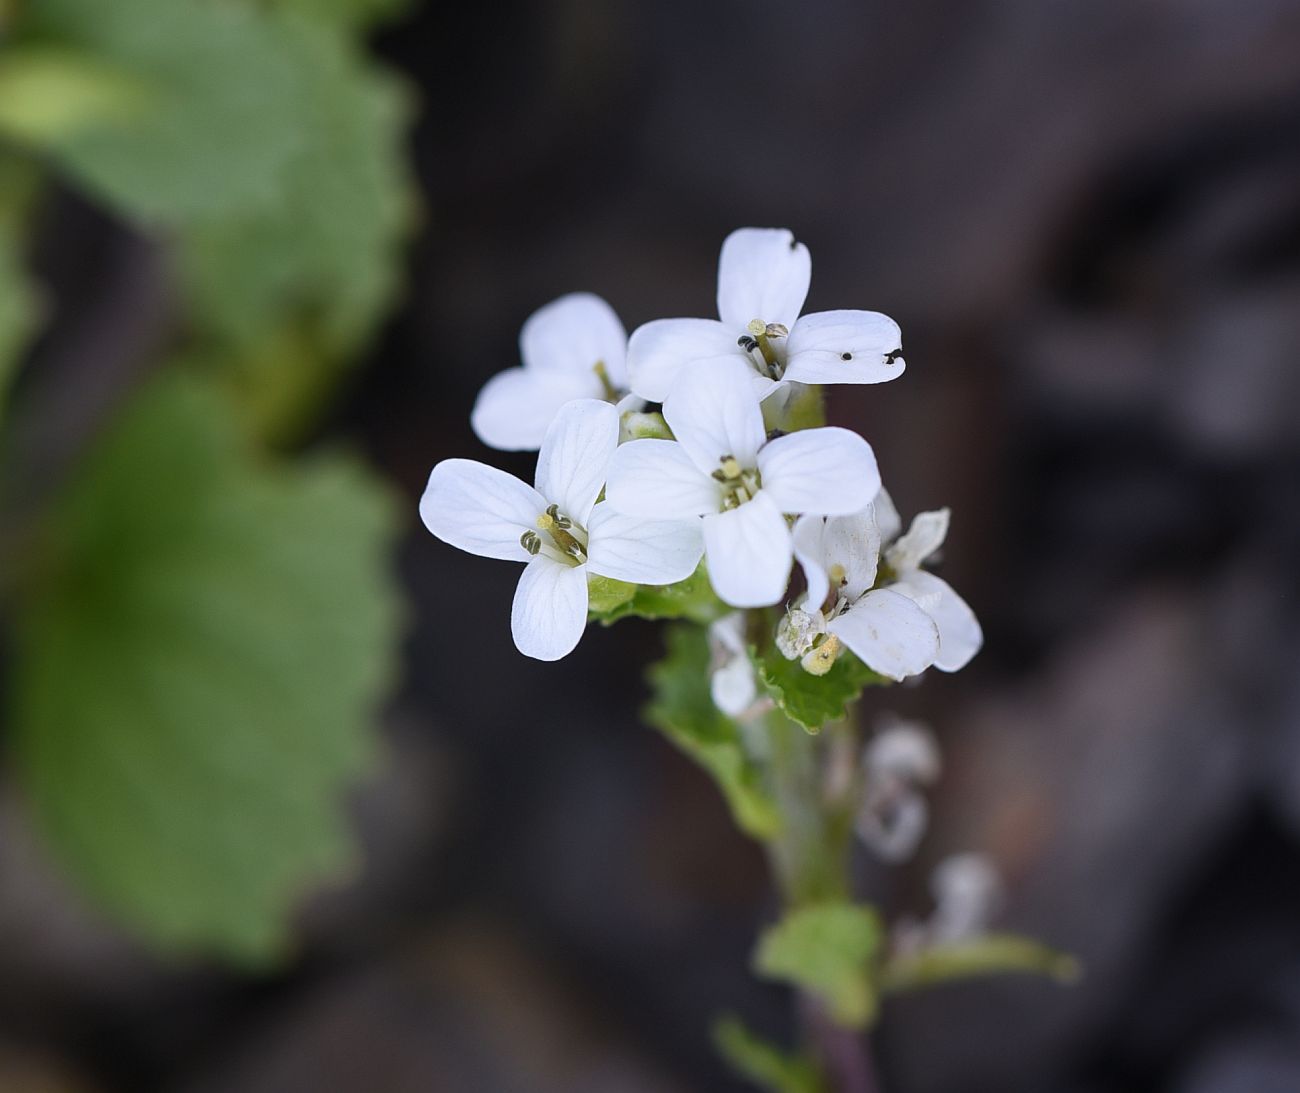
<box><xmin>471</xmin><ymin>293</ymin><xmax>642</xmax><ymax>451</ymax></box>
<box><xmin>708</xmin><ymin>612</ymin><xmax>758</xmax><ymax>717</ymax></box>
<box><xmin>626</xmin><ymin>227</ymin><xmax>906</xmax><ymax>403</ymax></box>
<box><xmin>605</xmin><ymin>357</ymin><xmax>881</xmax><ymax>608</ymax></box>
<box><xmin>788</xmin><ymin>492</ymin><xmax>983</xmax><ymax>678</ymax></box>
<box><xmin>856</xmin><ymin>717</ymin><xmax>941</xmax><ymax>862</ymax></box>
<box><xmin>421</xmin><ymin>400</ymin><xmax>703</xmax><ymax>660</ymax></box>
<box><xmin>928</xmin><ymin>853</ymin><xmax>1003</xmax><ymax>943</ymax></box>
<box><xmin>874</xmin><ymin>494</ymin><xmax>983</xmax><ymax>673</ymax></box>
<box><xmin>789</xmin><ymin>504</ymin><xmax>941</xmax><ymax>681</ymax></box>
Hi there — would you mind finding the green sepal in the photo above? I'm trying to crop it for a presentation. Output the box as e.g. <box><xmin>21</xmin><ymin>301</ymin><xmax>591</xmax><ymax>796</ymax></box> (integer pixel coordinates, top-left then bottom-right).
<box><xmin>753</xmin><ymin>901</ymin><xmax>884</xmax><ymax>1029</ymax></box>
<box><xmin>713</xmin><ymin>1014</ymin><xmax>827</xmax><ymax>1093</ymax></box>
<box><xmin>589</xmin><ymin>562</ymin><xmax>724</xmax><ymax>625</ymax></box>
<box><xmin>880</xmin><ymin>933</ymin><xmax>1081</xmax><ymax>994</ymax></box>
<box><xmin>752</xmin><ymin>645</ymin><xmax>886</xmax><ymax>733</ymax></box>
<box><xmin>644</xmin><ymin>625</ymin><xmax>780</xmax><ymax>840</ymax></box>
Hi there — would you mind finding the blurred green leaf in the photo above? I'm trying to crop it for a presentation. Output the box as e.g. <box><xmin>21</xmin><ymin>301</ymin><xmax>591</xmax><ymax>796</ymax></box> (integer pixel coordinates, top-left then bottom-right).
<box><xmin>753</xmin><ymin>902</ymin><xmax>884</xmax><ymax>1029</ymax></box>
<box><xmin>0</xmin><ymin>156</ymin><xmax>43</xmax><ymax>417</ymax></box>
<box><xmin>751</xmin><ymin>645</ymin><xmax>885</xmax><ymax>733</ymax></box>
<box><xmin>880</xmin><ymin>933</ymin><xmax>1081</xmax><ymax>994</ymax></box>
<box><xmin>0</xmin><ymin>49</ymin><xmax>148</xmax><ymax>144</ymax></box>
<box><xmin>589</xmin><ymin>563</ymin><xmax>724</xmax><ymax>625</ymax></box>
<box><xmin>14</xmin><ymin>0</ymin><xmax>308</xmax><ymax>223</ymax></box>
<box><xmin>713</xmin><ymin>1015</ymin><xmax>827</xmax><ymax>1093</ymax></box>
<box><xmin>9</xmin><ymin>374</ymin><xmax>401</xmax><ymax>963</ymax></box>
<box><xmin>644</xmin><ymin>624</ymin><xmax>780</xmax><ymax>840</ymax></box>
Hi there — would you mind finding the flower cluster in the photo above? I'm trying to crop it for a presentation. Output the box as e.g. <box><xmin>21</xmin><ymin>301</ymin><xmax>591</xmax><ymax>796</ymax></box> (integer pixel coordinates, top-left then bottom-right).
<box><xmin>421</xmin><ymin>227</ymin><xmax>981</xmax><ymax>675</ymax></box>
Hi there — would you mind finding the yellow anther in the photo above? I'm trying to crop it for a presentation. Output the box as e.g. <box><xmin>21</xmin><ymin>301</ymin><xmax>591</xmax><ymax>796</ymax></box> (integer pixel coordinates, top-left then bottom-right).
<box><xmin>800</xmin><ymin>634</ymin><xmax>842</xmax><ymax>676</ymax></box>
<box><xmin>719</xmin><ymin>456</ymin><xmax>742</xmax><ymax>480</ymax></box>
<box><xmin>829</xmin><ymin>563</ymin><xmax>847</xmax><ymax>586</ymax></box>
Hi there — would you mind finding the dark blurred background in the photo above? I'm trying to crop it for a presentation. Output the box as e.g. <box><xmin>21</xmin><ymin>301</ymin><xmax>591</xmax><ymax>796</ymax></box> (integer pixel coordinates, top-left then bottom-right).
<box><xmin>4</xmin><ymin>1</ymin><xmax>1300</xmax><ymax>1090</ymax></box>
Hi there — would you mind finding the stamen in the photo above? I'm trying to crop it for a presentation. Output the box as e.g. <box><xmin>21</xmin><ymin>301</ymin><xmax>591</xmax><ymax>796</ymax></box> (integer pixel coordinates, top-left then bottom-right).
<box><xmin>592</xmin><ymin>359</ymin><xmax>619</xmax><ymax>401</ymax></box>
<box><xmin>520</xmin><ymin>531</ymin><xmax>542</xmax><ymax>556</ymax></box>
<box><xmin>746</xmin><ymin>318</ymin><xmax>782</xmax><ymax>377</ymax></box>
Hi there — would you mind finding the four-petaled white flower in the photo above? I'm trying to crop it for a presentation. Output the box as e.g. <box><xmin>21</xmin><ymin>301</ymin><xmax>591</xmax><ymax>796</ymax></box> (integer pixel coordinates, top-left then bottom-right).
<box><xmin>471</xmin><ymin>293</ymin><xmax>640</xmax><ymax>451</ymax></box>
<box><xmin>871</xmin><ymin>492</ymin><xmax>984</xmax><ymax>672</ymax></box>
<box><xmin>606</xmin><ymin>357</ymin><xmax>881</xmax><ymax>608</ymax></box>
<box><xmin>786</xmin><ymin>490</ymin><xmax>982</xmax><ymax>680</ymax></box>
<box><xmin>421</xmin><ymin>400</ymin><xmax>703</xmax><ymax>661</ymax></box>
<box><xmin>626</xmin><ymin>227</ymin><xmax>906</xmax><ymax>403</ymax></box>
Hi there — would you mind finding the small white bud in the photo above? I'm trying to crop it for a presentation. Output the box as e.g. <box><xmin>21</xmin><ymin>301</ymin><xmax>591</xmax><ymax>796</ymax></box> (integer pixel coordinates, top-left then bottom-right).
<box><xmin>776</xmin><ymin>604</ymin><xmax>825</xmax><ymax>660</ymax></box>
<box><xmin>929</xmin><ymin>853</ymin><xmax>1003</xmax><ymax>943</ymax></box>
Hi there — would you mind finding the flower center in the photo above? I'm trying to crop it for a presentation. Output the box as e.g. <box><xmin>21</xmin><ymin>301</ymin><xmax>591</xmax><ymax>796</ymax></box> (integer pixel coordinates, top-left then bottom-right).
<box><xmin>520</xmin><ymin>505</ymin><xmax>588</xmax><ymax>566</ymax></box>
<box><xmin>736</xmin><ymin>318</ymin><xmax>789</xmax><ymax>380</ymax></box>
<box><xmin>711</xmin><ymin>454</ymin><xmax>762</xmax><ymax>510</ymax></box>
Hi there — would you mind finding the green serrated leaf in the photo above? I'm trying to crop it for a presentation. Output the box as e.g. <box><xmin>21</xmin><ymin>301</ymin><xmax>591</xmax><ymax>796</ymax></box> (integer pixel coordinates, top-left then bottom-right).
<box><xmin>586</xmin><ymin>573</ymin><xmax>637</xmax><ymax>615</ymax></box>
<box><xmin>644</xmin><ymin>625</ymin><xmax>779</xmax><ymax>840</ymax></box>
<box><xmin>590</xmin><ymin>562</ymin><xmax>724</xmax><ymax>625</ymax></box>
<box><xmin>880</xmin><ymin>933</ymin><xmax>1082</xmax><ymax>994</ymax></box>
<box><xmin>713</xmin><ymin>1015</ymin><xmax>827</xmax><ymax>1093</ymax></box>
<box><xmin>753</xmin><ymin>902</ymin><xmax>884</xmax><ymax>1028</ymax></box>
<box><xmin>0</xmin><ymin>48</ymin><xmax>149</xmax><ymax>144</ymax></box>
<box><xmin>752</xmin><ymin>646</ymin><xmax>885</xmax><ymax>733</ymax></box>
<box><xmin>9</xmin><ymin>374</ymin><xmax>401</xmax><ymax>964</ymax></box>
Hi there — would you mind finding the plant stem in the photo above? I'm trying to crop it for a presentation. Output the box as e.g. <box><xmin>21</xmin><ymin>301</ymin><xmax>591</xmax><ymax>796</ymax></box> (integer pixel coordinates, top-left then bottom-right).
<box><xmin>802</xmin><ymin>993</ymin><xmax>882</xmax><ymax>1093</ymax></box>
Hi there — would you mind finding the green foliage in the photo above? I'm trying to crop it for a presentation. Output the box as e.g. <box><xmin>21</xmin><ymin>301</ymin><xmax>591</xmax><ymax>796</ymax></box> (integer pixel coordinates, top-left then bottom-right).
<box><xmin>713</xmin><ymin>1015</ymin><xmax>826</xmax><ymax>1093</ymax></box>
<box><xmin>753</xmin><ymin>902</ymin><xmax>884</xmax><ymax>1028</ymax></box>
<box><xmin>752</xmin><ymin>646</ymin><xmax>885</xmax><ymax>733</ymax></box>
<box><xmin>7</xmin><ymin>0</ymin><xmax>416</xmax><ymax>440</ymax></box>
<box><xmin>644</xmin><ymin>625</ymin><xmax>780</xmax><ymax>840</ymax></box>
<box><xmin>880</xmin><ymin>933</ymin><xmax>1081</xmax><ymax>994</ymax></box>
<box><xmin>0</xmin><ymin>159</ymin><xmax>41</xmax><ymax>416</ymax></box>
<box><xmin>589</xmin><ymin>563</ymin><xmax>724</xmax><ymax>625</ymax></box>
<box><xmin>9</xmin><ymin>375</ymin><xmax>401</xmax><ymax>964</ymax></box>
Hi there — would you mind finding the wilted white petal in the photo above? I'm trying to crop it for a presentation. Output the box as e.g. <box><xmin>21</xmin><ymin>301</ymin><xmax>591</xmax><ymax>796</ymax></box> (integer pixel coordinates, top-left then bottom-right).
<box><xmin>757</xmin><ymin>427</ymin><xmax>880</xmax><ymax>516</ymax></box>
<box><xmin>533</xmin><ymin>399</ymin><xmax>618</xmax><ymax>525</ymax></box>
<box><xmin>889</xmin><ymin>569</ymin><xmax>982</xmax><ymax>672</ymax></box>
<box><xmin>470</xmin><ymin>367</ymin><xmax>597</xmax><ymax>452</ymax></box>
<box><xmin>716</xmin><ymin>227</ymin><xmax>811</xmax><ymax>332</ymax></box>
<box><xmin>864</xmin><ymin>720</ymin><xmax>941</xmax><ymax>784</ymax></box>
<box><xmin>663</xmin><ymin>357</ymin><xmax>766</xmax><ymax>474</ymax></box>
<box><xmin>792</xmin><ymin>514</ymin><xmax>831</xmax><ymax>609</ymax></box>
<box><xmin>586</xmin><ymin>503</ymin><xmax>703</xmax><ymax>585</ymax></box>
<box><xmin>886</xmin><ymin>508</ymin><xmax>950</xmax><ymax>571</ymax></box>
<box><xmin>856</xmin><ymin>789</ymin><xmax>929</xmax><ymax>863</ymax></box>
<box><xmin>822</xmin><ymin>510</ymin><xmax>882</xmax><ymax>601</ymax></box>
<box><xmin>776</xmin><ymin>603</ymin><xmax>826</xmax><ymax>660</ymax></box>
<box><xmin>605</xmin><ymin>439</ymin><xmax>720</xmax><ymax>518</ymax></box>
<box><xmin>709</xmin><ymin>611</ymin><xmax>749</xmax><ymax>656</ymax></box>
<box><xmin>510</xmin><ymin>558</ymin><xmax>589</xmax><ymax>661</ymax></box>
<box><xmin>702</xmin><ymin>492</ymin><xmax>792</xmax><ymax>608</ymax></box>
<box><xmin>871</xmin><ymin>488</ymin><xmax>903</xmax><ymax>543</ymax></box>
<box><xmin>625</xmin><ymin>318</ymin><xmax>742</xmax><ymax>402</ymax></box>
<box><xmin>784</xmin><ymin>310</ymin><xmax>905</xmax><ymax>386</ymax></box>
<box><xmin>521</xmin><ymin>292</ymin><xmax>628</xmax><ymax>385</ymax></box>
<box><xmin>930</xmin><ymin>853</ymin><xmax>1003</xmax><ymax>942</ymax></box>
<box><xmin>420</xmin><ymin>459</ymin><xmax>545</xmax><ymax>561</ymax></box>
<box><xmin>711</xmin><ymin>656</ymin><xmax>757</xmax><ymax>717</ymax></box>
<box><xmin>828</xmin><ymin>588</ymin><xmax>939</xmax><ymax>681</ymax></box>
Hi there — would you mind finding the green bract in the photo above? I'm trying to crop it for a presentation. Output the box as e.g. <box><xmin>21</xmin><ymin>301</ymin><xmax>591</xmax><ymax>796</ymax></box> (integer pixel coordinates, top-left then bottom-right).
<box><xmin>588</xmin><ymin>563</ymin><xmax>724</xmax><ymax>625</ymax></box>
<box><xmin>644</xmin><ymin>625</ymin><xmax>780</xmax><ymax>839</ymax></box>
<box><xmin>752</xmin><ymin>643</ymin><xmax>886</xmax><ymax>733</ymax></box>
<box><xmin>753</xmin><ymin>902</ymin><xmax>884</xmax><ymax>1029</ymax></box>
<box><xmin>9</xmin><ymin>377</ymin><xmax>400</xmax><ymax>964</ymax></box>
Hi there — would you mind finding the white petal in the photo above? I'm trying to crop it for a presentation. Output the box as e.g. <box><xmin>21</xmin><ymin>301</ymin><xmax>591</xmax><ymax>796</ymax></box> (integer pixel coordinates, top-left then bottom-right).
<box><xmin>716</xmin><ymin>227</ymin><xmax>811</xmax><ymax>332</ymax></box>
<box><xmin>511</xmin><ymin>558</ymin><xmax>589</xmax><ymax>661</ymax></box>
<box><xmin>756</xmin><ymin>427</ymin><xmax>881</xmax><ymax>516</ymax></box>
<box><xmin>888</xmin><ymin>569</ymin><xmax>982</xmax><ymax>672</ymax></box>
<box><xmin>420</xmin><ymin>459</ymin><xmax>544</xmax><ymax>561</ymax></box>
<box><xmin>711</xmin><ymin>656</ymin><xmax>757</xmax><ymax>717</ymax></box>
<box><xmin>470</xmin><ymin>366</ymin><xmax>598</xmax><ymax>452</ymax></box>
<box><xmin>871</xmin><ymin>488</ymin><xmax>902</xmax><ymax>543</ymax></box>
<box><xmin>605</xmin><ymin>439</ymin><xmax>721</xmax><ymax>518</ymax></box>
<box><xmin>792</xmin><ymin>514</ymin><xmax>831</xmax><ymax>611</ymax></box>
<box><xmin>709</xmin><ymin>611</ymin><xmax>748</xmax><ymax>656</ymax></box>
<box><xmin>828</xmin><ymin>588</ymin><xmax>939</xmax><ymax>681</ymax></box>
<box><xmin>585</xmin><ymin>503</ymin><xmax>704</xmax><ymax>585</ymax></box>
<box><xmin>702</xmin><ymin>493</ymin><xmax>792</xmax><ymax>608</ymax></box>
<box><xmin>821</xmin><ymin>510</ymin><xmax>882</xmax><ymax>601</ymax></box>
<box><xmin>625</xmin><ymin>318</ymin><xmax>742</xmax><ymax>402</ymax></box>
<box><xmin>663</xmin><ymin>357</ymin><xmax>766</xmax><ymax>475</ymax></box>
<box><xmin>886</xmin><ymin>508</ymin><xmax>950</xmax><ymax>572</ymax></box>
<box><xmin>534</xmin><ymin>399</ymin><xmax>618</xmax><ymax>525</ymax></box>
<box><xmin>783</xmin><ymin>310</ymin><xmax>906</xmax><ymax>386</ymax></box>
<box><xmin>521</xmin><ymin>292</ymin><xmax>628</xmax><ymax>385</ymax></box>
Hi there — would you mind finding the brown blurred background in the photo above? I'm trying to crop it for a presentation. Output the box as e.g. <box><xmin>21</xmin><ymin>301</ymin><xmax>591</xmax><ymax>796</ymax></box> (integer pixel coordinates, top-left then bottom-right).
<box><xmin>5</xmin><ymin>1</ymin><xmax>1300</xmax><ymax>1090</ymax></box>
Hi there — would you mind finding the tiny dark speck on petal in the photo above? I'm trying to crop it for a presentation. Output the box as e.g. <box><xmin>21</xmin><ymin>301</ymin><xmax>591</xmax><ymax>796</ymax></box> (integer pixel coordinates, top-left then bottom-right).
<box><xmin>840</xmin><ymin>352</ymin><xmax>852</xmax><ymax>361</ymax></box>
